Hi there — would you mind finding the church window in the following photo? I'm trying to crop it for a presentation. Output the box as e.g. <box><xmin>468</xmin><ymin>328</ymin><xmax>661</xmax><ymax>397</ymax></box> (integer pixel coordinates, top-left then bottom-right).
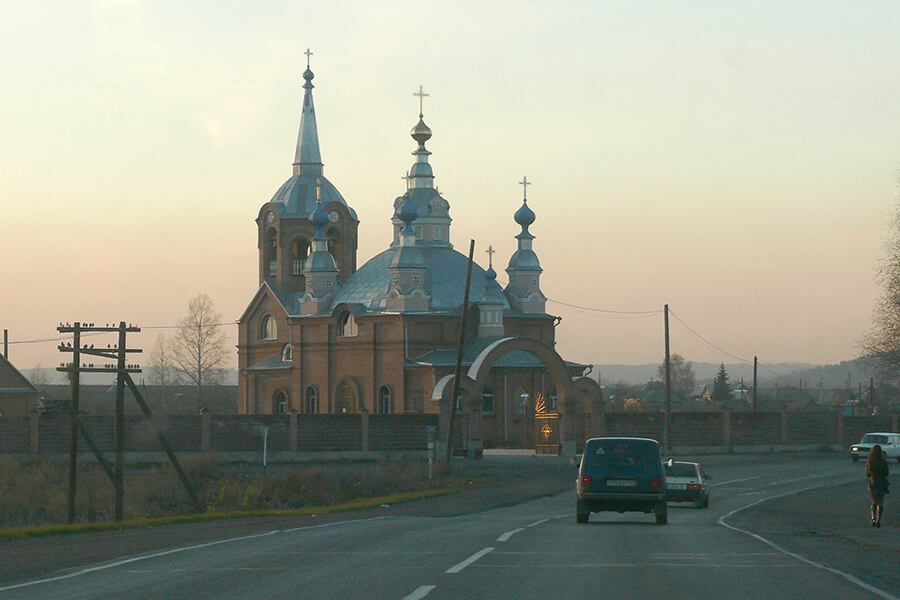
<box><xmin>378</xmin><ymin>386</ymin><xmax>391</xmax><ymax>414</ymax></box>
<box><xmin>326</xmin><ymin>279</ymin><xmax>333</xmax><ymax>288</ymax></box>
<box><xmin>414</xmin><ymin>225</ymin><xmax>422</xmax><ymax>239</ymax></box>
<box><xmin>482</xmin><ymin>387</ymin><xmax>495</xmax><ymax>415</ymax></box>
<box><xmin>260</xmin><ymin>315</ymin><xmax>277</xmax><ymax>340</ymax></box>
<box><xmin>391</xmin><ymin>277</ymin><xmax>398</xmax><ymax>285</ymax></box>
<box><xmin>265</xmin><ymin>229</ymin><xmax>278</xmax><ymax>277</ymax></box>
<box><xmin>433</xmin><ymin>225</ymin><xmax>440</xmax><ymax>240</ymax></box>
<box><xmin>339</xmin><ymin>311</ymin><xmax>358</xmax><ymax>337</ymax></box>
<box><xmin>305</xmin><ymin>387</ymin><xmax>318</xmax><ymax>414</ymax></box>
<box><xmin>413</xmin><ymin>276</ymin><xmax>420</xmax><ymax>284</ymax></box>
<box><xmin>531</xmin><ymin>278</ymin><xmax>538</xmax><ymax>287</ymax></box>
<box><xmin>274</xmin><ymin>390</ymin><xmax>288</xmax><ymax>414</ymax></box>
<box><xmin>291</xmin><ymin>238</ymin><xmax>310</xmax><ymax>276</ymax></box>
<box><xmin>327</xmin><ymin>227</ymin><xmax>342</xmax><ymax>263</ymax></box>
<box><xmin>455</xmin><ymin>390</ymin><xmax>463</xmax><ymax>413</ymax></box>
<box><xmin>548</xmin><ymin>387</ymin><xmax>558</xmax><ymax>412</ymax></box>
<box><xmin>281</xmin><ymin>343</ymin><xmax>292</xmax><ymax>362</ymax></box>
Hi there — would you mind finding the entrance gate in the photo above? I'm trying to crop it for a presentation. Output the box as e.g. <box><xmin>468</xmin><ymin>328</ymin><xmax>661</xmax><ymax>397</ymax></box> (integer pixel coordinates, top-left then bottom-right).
<box><xmin>534</xmin><ymin>412</ymin><xmax>560</xmax><ymax>454</ymax></box>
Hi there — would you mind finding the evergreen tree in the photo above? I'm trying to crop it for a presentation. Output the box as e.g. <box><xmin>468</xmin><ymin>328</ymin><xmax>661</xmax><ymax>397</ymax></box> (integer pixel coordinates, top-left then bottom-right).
<box><xmin>712</xmin><ymin>363</ymin><xmax>732</xmax><ymax>404</ymax></box>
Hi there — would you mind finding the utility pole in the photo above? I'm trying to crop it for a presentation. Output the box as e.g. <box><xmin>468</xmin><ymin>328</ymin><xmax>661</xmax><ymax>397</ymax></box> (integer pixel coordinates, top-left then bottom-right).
<box><xmin>664</xmin><ymin>304</ymin><xmax>671</xmax><ymax>450</ymax></box>
<box><xmin>445</xmin><ymin>239</ymin><xmax>475</xmax><ymax>469</ymax></box>
<box><xmin>752</xmin><ymin>356</ymin><xmax>758</xmax><ymax>412</ymax></box>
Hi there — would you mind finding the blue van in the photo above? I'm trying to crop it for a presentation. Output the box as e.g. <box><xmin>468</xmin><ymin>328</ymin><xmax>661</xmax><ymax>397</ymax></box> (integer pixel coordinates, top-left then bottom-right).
<box><xmin>576</xmin><ymin>437</ymin><xmax>668</xmax><ymax>525</ymax></box>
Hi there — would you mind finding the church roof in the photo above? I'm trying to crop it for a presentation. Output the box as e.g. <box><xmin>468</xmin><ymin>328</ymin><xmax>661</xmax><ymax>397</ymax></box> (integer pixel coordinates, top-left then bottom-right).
<box><xmin>408</xmin><ymin>336</ymin><xmax>587</xmax><ymax>369</ymax></box>
<box><xmin>331</xmin><ymin>246</ymin><xmax>505</xmax><ymax>314</ymax></box>
<box><xmin>245</xmin><ymin>354</ymin><xmax>292</xmax><ymax>372</ymax></box>
<box><xmin>270</xmin><ymin>174</ymin><xmax>357</xmax><ymax>220</ymax></box>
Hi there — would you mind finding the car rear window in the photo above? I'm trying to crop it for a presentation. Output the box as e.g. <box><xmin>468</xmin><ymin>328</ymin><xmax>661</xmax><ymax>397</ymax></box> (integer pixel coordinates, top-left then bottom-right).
<box><xmin>584</xmin><ymin>439</ymin><xmax>660</xmax><ymax>469</ymax></box>
<box><xmin>666</xmin><ymin>463</ymin><xmax>697</xmax><ymax>478</ymax></box>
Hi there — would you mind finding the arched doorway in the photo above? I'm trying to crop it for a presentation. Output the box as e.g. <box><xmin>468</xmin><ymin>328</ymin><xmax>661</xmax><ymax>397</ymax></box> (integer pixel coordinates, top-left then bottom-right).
<box><xmin>335</xmin><ymin>380</ymin><xmax>358</xmax><ymax>414</ymax></box>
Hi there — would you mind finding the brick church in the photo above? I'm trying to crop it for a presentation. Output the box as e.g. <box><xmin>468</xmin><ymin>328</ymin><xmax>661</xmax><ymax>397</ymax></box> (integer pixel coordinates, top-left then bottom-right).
<box><xmin>237</xmin><ymin>57</ymin><xmax>600</xmax><ymax>449</ymax></box>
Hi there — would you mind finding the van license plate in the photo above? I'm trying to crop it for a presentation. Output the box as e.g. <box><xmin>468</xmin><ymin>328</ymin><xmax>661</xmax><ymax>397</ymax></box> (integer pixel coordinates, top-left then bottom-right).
<box><xmin>607</xmin><ymin>479</ymin><xmax>636</xmax><ymax>487</ymax></box>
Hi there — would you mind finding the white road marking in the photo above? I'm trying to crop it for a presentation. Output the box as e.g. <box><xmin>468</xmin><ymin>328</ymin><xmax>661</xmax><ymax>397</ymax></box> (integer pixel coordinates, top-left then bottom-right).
<box><xmin>401</xmin><ymin>585</ymin><xmax>436</xmax><ymax>600</ymax></box>
<box><xmin>497</xmin><ymin>528</ymin><xmax>523</xmax><ymax>542</ymax></box>
<box><xmin>0</xmin><ymin>516</ymin><xmax>390</xmax><ymax>592</ymax></box>
<box><xmin>446</xmin><ymin>547</ymin><xmax>495</xmax><ymax>573</ymax></box>
<box><xmin>497</xmin><ymin>517</ymin><xmax>551</xmax><ymax>542</ymax></box>
<box><xmin>719</xmin><ymin>497</ymin><xmax>900</xmax><ymax>600</ymax></box>
<box><xmin>709</xmin><ymin>476</ymin><xmax>762</xmax><ymax>488</ymax></box>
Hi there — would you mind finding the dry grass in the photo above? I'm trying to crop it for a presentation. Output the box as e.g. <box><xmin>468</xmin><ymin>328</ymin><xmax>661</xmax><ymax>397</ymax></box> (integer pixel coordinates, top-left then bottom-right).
<box><xmin>0</xmin><ymin>456</ymin><xmax>477</xmax><ymax>531</ymax></box>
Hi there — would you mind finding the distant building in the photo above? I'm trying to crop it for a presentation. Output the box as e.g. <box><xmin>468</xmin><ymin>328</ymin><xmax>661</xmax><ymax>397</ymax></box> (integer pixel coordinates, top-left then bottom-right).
<box><xmin>0</xmin><ymin>353</ymin><xmax>41</xmax><ymax>417</ymax></box>
<box><xmin>236</xmin><ymin>59</ymin><xmax>599</xmax><ymax>449</ymax></box>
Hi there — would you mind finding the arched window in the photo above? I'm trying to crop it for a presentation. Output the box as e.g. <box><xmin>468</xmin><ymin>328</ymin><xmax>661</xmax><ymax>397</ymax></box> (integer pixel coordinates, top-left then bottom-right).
<box><xmin>260</xmin><ymin>315</ymin><xmax>277</xmax><ymax>340</ymax></box>
<box><xmin>378</xmin><ymin>386</ymin><xmax>391</xmax><ymax>414</ymax></box>
<box><xmin>281</xmin><ymin>343</ymin><xmax>292</xmax><ymax>362</ymax></box>
<box><xmin>548</xmin><ymin>387</ymin><xmax>558</xmax><ymax>412</ymax></box>
<box><xmin>305</xmin><ymin>386</ymin><xmax>318</xmax><ymax>414</ymax></box>
<box><xmin>274</xmin><ymin>390</ymin><xmax>288</xmax><ymax>414</ymax></box>
<box><xmin>291</xmin><ymin>238</ymin><xmax>310</xmax><ymax>276</ymax></box>
<box><xmin>482</xmin><ymin>387</ymin><xmax>495</xmax><ymax>415</ymax></box>
<box><xmin>338</xmin><ymin>311</ymin><xmax>358</xmax><ymax>337</ymax></box>
<box><xmin>265</xmin><ymin>228</ymin><xmax>278</xmax><ymax>277</ymax></box>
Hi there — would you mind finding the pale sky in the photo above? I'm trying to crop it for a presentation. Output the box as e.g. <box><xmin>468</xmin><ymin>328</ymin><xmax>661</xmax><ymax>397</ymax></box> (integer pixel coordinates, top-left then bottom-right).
<box><xmin>2</xmin><ymin>1</ymin><xmax>899</xmax><ymax>375</ymax></box>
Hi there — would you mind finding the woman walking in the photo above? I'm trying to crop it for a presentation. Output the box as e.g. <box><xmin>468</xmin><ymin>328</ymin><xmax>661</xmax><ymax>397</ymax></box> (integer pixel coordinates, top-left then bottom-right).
<box><xmin>866</xmin><ymin>444</ymin><xmax>890</xmax><ymax>527</ymax></box>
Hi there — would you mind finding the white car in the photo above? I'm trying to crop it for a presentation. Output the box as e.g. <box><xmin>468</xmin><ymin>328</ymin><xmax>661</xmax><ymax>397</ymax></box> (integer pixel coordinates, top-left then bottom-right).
<box><xmin>850</xmin><ymin>432</ymin><xmax>900</xmax><ymax>463</ymax></box>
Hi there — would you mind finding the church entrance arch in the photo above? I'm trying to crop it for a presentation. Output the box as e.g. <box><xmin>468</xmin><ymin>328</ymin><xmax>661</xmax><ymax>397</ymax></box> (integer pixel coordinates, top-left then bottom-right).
<box><xmin>335</xmin><ymin>378</ymin><xmax>361</xmax><ymax>414</ymax></box>
<box><xmin>434</xmin><ymin>337</ymin><xmax>601</xmax><ymax>456</ymax></box>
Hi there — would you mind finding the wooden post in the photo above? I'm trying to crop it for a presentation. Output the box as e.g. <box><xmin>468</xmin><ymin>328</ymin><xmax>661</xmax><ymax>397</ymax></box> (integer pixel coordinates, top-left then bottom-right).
<box><xmin>663</xmin><ymin>305</ymin><xmax>671</xmax><ymax>450</ymax></box>
<box><xmin>444</xmin><ymin>239</ymin><xmax>475</xmax><ymax>469</ymax></box>
<box><xmin>67</xmin><ymin>322</ymin><xmax>81</xmax><ymax>524</ymax></box>
<box><xmin>114</xmin><ymin>322</ymin><xmax>126</xmax><ymax>522</ymax></box>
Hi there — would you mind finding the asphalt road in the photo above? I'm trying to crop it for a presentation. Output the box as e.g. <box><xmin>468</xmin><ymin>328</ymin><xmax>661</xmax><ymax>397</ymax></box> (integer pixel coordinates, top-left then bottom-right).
<box><xmin>1</xmin><ymin>453</ymin><xmax>897</xmax><ymax>599</ymax></box>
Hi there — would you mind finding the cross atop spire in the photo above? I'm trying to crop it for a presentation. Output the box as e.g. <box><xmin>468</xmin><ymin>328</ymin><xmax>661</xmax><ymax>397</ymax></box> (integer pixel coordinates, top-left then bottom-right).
<box><xmin>414</xmin><ymin>84</ymin><xmax>429</xmax><ymax>116</ymax></box>
<box><xmin>519</xmin><ymin>176</ymin><xmax>531</xmax><ymax>201</ymax></box>
<box><xmin>304</xmin><ymin>47</ymin><xmax>313</xmax><ymax>68</ymax></box>
<box><xmin>486</xmin><ymin>245</ymin><xmax>496</xmax><ymax>268</ymax></box>
<box><xmin>402</xmin><ymin>171</ymin><xmax>411</xmax><ymax>190</ymax></box>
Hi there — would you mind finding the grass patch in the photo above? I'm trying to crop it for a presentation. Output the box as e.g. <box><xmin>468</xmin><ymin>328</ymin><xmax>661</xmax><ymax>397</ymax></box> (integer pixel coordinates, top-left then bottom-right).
<box><xmin>0</xmin><ymin>456</ymin><xmax>487</xmax><ymax>537</ymax></box>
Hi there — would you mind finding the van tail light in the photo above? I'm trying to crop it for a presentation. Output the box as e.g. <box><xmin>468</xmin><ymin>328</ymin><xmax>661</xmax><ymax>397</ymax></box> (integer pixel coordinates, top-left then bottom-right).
<box><xmin>650</xmin><ymin>477</ymin><xmax>663</xmax><ymax>491</ymax></box>
<box><xmin>581</xmin><ymin>476</ymin><xmax>591</xmax><ymax>489</ymax></box>
<box><xmin>688</xmin><ymin>483</ymin><xmax>700</xmax><ymax>490</ymax></box>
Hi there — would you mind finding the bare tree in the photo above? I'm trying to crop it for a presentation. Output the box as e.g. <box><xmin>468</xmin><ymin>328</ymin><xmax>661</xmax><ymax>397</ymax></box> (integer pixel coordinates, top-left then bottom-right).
<box><xmin>657</xmin><ymin>353</ymin><xmax>696</xmax><ymax>400</ymax></box>
<box><xmin>29</xmin><ymin>364</ymin><xmax>51</xmax><ymax>390</ymax></box>
<box><xmin>170</xmin><ymin>293</ymin><xmax>228</xmax><ymax>411</ymax></box>
<box><xmin>148</xmin><ymin>333</ymin><xmax>176</xmax><ymax>403</ymax></box>
<box><xmin>861</xmin><ymin>175</ymin><xmax>900</xmax><ymax>382</ymax></box>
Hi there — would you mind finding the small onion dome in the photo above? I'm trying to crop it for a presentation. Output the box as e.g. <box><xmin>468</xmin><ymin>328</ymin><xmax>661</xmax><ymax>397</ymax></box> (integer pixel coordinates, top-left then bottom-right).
<box><xmin>485</xmin><ymin>265</ymin><xmax>497</xmax><ymax>281</ymax></box>
<box><xmin>397</xmin><ymin>196</ymin><xmax>419</xmax><ymax>228</ymax></box>
<box><xmin>309</xmin><ymin>201</ymin><xmax>329</xmax><ymax>229</ymax></box>
<box><xmin>514</xmin><ymin>199</ymin><xmax>536</xmax><ymax>228</ymax></box>
<box><xmin>411</xmin><ymin>116</ymin><xmax>432</xmax><ymax>145</ymax></box>
<box><xmin>303</xmin><ymin>67</ymin><xmax>314</xmax><ymax>84</ymax></box>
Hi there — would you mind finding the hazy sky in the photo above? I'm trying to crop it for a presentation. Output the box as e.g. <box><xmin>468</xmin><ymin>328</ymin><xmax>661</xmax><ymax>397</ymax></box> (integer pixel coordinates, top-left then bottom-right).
<box><xmin>2</xmin><ymin>1</ymin><xmax>899</xmax><ymax>376</ymax></box>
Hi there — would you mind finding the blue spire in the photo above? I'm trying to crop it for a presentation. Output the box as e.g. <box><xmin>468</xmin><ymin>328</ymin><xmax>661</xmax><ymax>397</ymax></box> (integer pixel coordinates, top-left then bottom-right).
<box><xmin>293</xmin><ymin>48</ymin><xmax>322</xmax><ymax>176</ymax></box>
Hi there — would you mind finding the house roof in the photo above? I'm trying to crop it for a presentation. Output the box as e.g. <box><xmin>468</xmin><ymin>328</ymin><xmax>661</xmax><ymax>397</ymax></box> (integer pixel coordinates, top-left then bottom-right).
<box><xmin>0</xmin><ymin>354</ymin><xmax>40</xmax><ymax>396</ymax></box>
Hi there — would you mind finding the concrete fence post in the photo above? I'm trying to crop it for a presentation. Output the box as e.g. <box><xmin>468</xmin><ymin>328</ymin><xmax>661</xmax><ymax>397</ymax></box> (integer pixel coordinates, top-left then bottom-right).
<box><xmin>30</xmin><ymin>412</ymin><xmax>40</xmax><ymax>454</ymax></box>
<box><xmin>837</xmin><ymin>413</ymin><xmax>844</xmax><ymax>447</ymax></box>
<box><xmin>200</xmin><ymin>411</ymin><xmax>211</xmax><ymax>453</ymax></box>
<box><xmin>722</xmin><ymin>411</ymin><xmax>731</xmax><ymax>447</ymax></box>
<box><xmin>361</xmin><ymin>411</ymin><xmax>369</xmax><ymax>453</ymax></box>
<box><xmin>289</xmin><ymin>412</ymin><xmax>298</xmax><ymax>453</ymax></box>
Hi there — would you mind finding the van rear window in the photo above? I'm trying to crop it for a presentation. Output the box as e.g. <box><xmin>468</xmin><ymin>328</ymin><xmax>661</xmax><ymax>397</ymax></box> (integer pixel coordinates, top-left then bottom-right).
<box><xmin>665</xmin><ymin>463</ymin><xmax>697</xmax><ymax>478</ymax></box>
<box><xmin>584</xmin><ymin>439</ymin><xmax>659</xmax><ymax>469</ymax></box>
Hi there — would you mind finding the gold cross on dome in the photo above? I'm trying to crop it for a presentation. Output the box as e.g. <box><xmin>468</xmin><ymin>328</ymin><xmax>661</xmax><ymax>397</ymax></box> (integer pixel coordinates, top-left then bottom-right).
<box><xmin>401</xmin><ymin>171</ymin><xmax>411</xmax><ymax>190</ymax></box>
<box><xmin>304</xmin><ymin>48</ymin><xmax>313</xmax><ymax>67</ymax></box>
<box><xmin>519</xmin><ymin>176</ymin><xmax>531</xmax><ymax>200</ymax></box>
<box><xmin>414</xmin><ymin>84</ymin><xmax>429</xmax><ymax>115</ymax></box>
<box><xmin>485</xmin><ymin>245</ymin><xmax>496</xmax><ymax>268</ymax></box>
